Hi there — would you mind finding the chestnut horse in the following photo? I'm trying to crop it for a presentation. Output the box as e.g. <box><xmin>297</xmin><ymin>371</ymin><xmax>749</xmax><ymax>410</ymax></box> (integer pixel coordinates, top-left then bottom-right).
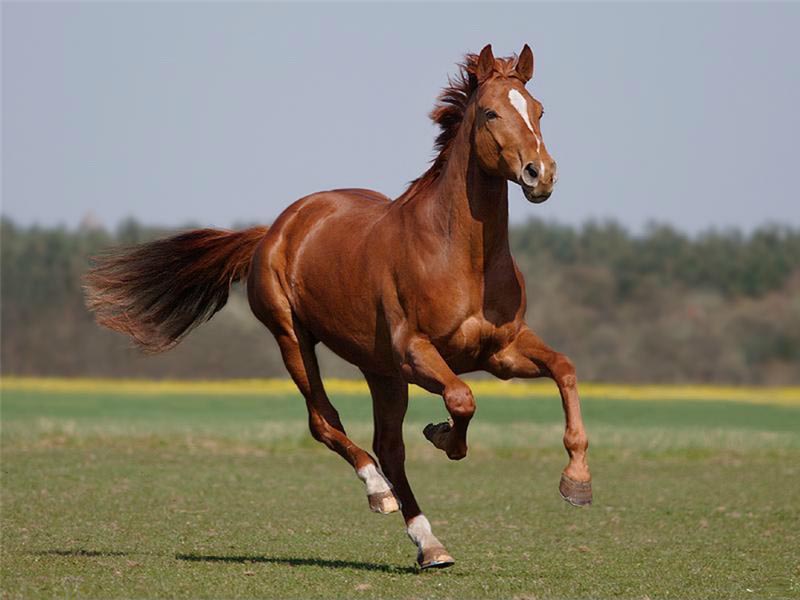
<box><xmin>85</xmin><ymin>44</ymin><xmax>591</xmax><ymax>569</ymax></box>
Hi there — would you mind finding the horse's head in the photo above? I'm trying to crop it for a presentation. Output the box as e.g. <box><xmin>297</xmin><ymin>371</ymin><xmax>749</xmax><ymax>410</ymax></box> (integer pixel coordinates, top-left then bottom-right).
<box><xmin>472</xmin><ymin>44</ymin><xmax>557</xmax><ymax>203</ymax></box>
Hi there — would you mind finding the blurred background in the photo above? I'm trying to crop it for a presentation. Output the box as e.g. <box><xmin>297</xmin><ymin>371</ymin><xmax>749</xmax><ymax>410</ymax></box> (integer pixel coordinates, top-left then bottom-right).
<box><xmin>3</xmin><ymin>2</ymin><xmax>799</xmax><ymax>383</ymax></box>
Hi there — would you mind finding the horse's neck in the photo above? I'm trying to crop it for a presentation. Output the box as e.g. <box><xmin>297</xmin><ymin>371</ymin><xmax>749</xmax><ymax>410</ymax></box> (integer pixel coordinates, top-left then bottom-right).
<box><xmin>421</xmin><ymin>112</ymin><xmax>511</xmax><ymax>272</ymax></box>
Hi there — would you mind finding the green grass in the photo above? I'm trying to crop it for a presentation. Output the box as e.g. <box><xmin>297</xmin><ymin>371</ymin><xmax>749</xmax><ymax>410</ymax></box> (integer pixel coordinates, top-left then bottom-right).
<box><xmin>2</xmin><ymin>386</ymin><xmax>799</xmax><ymax>599</ymax></box>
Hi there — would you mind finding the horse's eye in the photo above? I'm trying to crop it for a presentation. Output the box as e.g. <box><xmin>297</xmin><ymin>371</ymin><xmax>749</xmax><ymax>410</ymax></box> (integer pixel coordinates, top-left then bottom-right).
<box><xmin>485</xmin><ymin>109</ymin><xmax>498</xmax><ymax>120</ymax></box>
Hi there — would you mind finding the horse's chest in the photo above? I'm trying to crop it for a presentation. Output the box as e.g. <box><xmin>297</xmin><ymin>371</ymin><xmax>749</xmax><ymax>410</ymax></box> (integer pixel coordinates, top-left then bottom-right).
<box><xmin>415</xmin><ymin>290</ymin><xmax>519</xmax><ymax>365</ymax></box>
<box><xmin>405</xmin><ymin>261</ymin><xmax>523</xmax><ymax>369</ymax></box>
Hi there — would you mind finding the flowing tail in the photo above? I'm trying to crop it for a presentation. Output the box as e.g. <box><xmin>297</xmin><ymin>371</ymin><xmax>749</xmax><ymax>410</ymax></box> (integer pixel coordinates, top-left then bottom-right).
<box><xmin>84</xmin><ymin>226</ymin><xmax>269</xmax><ymax>354</ymax></box>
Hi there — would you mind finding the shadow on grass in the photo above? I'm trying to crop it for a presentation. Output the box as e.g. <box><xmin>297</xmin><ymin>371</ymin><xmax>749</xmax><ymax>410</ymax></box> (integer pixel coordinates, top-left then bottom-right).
<box><xmin>27</xmin><ymin>548</ymin><xmax>418</xmax><ymax>574</ymax></box>
<box><xmin>175</xmin><ymin>553</ymin><xmax>417</xmax><ymax>574</ymax></box>
<box><xmin>31</xmin><ymin>549</ymin><xmax>133</xmax><ymax>557</ymax></box>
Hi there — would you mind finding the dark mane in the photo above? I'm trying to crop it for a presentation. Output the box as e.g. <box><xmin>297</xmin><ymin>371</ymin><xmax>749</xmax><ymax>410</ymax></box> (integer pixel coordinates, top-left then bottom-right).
<box><xmin>397</xmin><ymin>52</ymin><xmax>518</xmax><ymax>201</ymax></box>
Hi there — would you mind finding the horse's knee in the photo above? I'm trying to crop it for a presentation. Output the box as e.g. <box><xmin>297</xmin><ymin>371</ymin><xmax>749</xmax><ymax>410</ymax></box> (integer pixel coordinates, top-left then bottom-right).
<box><xmin>550</xmin><ymin>353</ymin><xmax>577</xmax><ymax>388</ymax></box>
<box><xmin>443</xmin><ymin>383</ymin><xmax>475</xmax><ymax>420</ymax></box>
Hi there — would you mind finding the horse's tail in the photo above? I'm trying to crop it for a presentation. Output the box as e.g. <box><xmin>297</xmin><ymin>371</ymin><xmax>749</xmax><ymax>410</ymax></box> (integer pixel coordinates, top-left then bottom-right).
<box><xmin>84</xmin><ymin>225</ymin><xmax>269</xmax><ymax>354</ymax></box>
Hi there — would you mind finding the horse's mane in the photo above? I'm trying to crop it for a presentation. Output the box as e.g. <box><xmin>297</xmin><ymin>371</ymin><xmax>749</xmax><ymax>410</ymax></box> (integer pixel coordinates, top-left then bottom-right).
<box><xmin>397</xmin><ymin>52</ymin><xmax>518</xmax><ymax>202</ymax></box>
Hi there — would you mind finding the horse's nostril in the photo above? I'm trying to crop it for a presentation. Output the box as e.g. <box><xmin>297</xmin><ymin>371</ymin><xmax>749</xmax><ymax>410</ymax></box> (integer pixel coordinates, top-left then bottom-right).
<box><xmin>521</xmin><ymin>163</ymin><xmax>540</xmax><ymax>187</ymax></box>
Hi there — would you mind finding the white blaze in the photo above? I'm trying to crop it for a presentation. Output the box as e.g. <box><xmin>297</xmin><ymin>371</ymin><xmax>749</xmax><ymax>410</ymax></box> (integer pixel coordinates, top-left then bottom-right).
<box><xmin>508</xmin><ymin>88</ymin><xmax>542</xmax><ymax>153</ymax></box>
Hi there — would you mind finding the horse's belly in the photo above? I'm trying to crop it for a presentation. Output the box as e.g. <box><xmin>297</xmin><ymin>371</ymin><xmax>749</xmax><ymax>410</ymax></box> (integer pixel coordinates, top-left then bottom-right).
<box><xmin>291</xmin><ymin>249</ymin><xmax>395</xmax><ymax>372</ymax></box>
<box><xmin>293</xmin><ymin>269</ymin><xmax>393</xmax><ymax>371</ymax></box>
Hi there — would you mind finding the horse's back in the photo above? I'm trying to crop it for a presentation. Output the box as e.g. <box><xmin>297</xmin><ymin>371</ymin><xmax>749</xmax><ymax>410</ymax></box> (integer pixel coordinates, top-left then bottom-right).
<box><xmin>332</xmin><ymin>188</ymin><xmax>392</xmax><ymax>204</ymax></box>
<box><xmin>252</xmin><ymin>186</ymin><xmax>391</xmax><ymax>282</ymax></box>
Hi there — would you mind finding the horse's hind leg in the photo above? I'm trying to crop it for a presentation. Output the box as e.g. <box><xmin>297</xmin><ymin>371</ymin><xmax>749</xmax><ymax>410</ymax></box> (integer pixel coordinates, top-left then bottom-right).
<box><xmin>363</xmin><ymin>371</ymin><xmax>454</xmax><ymax>569</ymax></box>
<box><xmin>274</xmin><ymin>323</ymin><xmax>400</xmax><ymax>514</ymax></box>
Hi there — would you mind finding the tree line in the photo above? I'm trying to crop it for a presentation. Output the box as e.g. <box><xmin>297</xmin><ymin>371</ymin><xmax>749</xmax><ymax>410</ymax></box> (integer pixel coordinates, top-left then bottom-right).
<box><xmin>2</xmin><ymin>217</ymin><xmax>798</xmax><ymax>384</ymax></box>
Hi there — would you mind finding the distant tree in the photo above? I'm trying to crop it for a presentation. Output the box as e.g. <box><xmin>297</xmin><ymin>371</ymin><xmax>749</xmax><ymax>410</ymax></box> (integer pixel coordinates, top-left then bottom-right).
<box><xmin>1</xmin><ymin>216</ymin><xmax>798</xmax><ymax>383</ymax></box>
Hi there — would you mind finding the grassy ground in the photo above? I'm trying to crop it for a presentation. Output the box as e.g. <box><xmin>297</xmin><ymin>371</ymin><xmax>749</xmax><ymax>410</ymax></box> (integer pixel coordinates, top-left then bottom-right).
<box><xmin>1</xmin><ymin>380</ymin><xmax>799</xmax><ymax>599</ymax></box>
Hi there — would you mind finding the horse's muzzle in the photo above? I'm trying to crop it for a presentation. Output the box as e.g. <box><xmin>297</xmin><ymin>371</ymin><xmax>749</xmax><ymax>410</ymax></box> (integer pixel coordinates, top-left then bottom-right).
<box><xmin>522</xmin><ymin>184</ymin><xmax>551</xmax><ymax>204</ymax></box>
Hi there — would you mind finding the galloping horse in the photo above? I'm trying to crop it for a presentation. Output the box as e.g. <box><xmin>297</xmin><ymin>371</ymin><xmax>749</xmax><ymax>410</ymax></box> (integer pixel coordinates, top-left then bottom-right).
<box><xmin>85</xmin><ymin>44</ymin><xmax>592</xmax><ymax>569</ymax></box>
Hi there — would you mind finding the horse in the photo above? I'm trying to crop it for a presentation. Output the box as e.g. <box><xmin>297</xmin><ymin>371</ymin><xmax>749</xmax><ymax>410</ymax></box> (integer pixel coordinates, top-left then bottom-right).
<box><xmin>84</xmin><ymin>44</ymin><xmax>592</xmax><ymax>570</ymax></box>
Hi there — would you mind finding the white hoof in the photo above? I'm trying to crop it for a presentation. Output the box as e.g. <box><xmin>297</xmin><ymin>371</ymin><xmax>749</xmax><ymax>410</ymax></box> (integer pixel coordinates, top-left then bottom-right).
<box><xmin>358</xmin><ymin>463</ymin><xmax>398</xmax><ymax>514</ymax></box>
<box><xmin>368</xmin><ymin>490</ymin><xmax>401</xmax><ymax>514</ymax></box>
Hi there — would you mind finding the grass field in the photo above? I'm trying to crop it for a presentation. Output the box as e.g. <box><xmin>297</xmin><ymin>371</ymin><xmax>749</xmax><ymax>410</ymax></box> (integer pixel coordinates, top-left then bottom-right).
<box><xmin>2</xmin><ymin>378</ymin><xmax>799</xmax><ymax>599</ymax></box>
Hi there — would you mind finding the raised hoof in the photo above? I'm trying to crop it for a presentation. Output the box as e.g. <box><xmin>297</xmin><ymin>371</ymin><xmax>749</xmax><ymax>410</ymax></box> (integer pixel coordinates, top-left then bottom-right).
<box><xmin>368</xmin><ymin>489</ymin><xmax>400</xmax><ymax>514</ymax></box>
<box><xmin>559</xmin><ymin>473</ymin><xmax>592</xmax><ymax>507</ymax></box>
<box><xmin>423</xmin><ymin>421</ymin><xmax>451</xmax><ymax>444</ymax></box>
<box><xmin>423</xmin><ymin>421</ymin><xmax>466</xmax><ymax>460</ymax></box>
<box><xmin>417</xmin><ymin>546</ymin><xmax>455</xmax><ymax>571</ymax></box>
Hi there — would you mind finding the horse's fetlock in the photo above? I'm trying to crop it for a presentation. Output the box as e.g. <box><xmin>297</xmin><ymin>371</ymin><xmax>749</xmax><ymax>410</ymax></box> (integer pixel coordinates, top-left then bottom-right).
<box><xmin>444</xmin><ymin>384</ymin><xmax>475</xmax><ymax>419</ymax></box>
<box><xmin>564</xmin><ymin>428</ymin><xmax>588</xmax><ymax>453</ymax></box>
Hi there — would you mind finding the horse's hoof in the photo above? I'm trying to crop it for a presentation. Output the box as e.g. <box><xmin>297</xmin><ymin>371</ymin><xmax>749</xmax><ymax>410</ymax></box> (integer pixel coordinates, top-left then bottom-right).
<box><xmin>368</xmin><ymin>489</ymin><xmax>400</xmax><ymax>514</ymax></box>
<box><xmin>559</xmin><ymin>473</ymin><xmax>592</xmax><ymax>507</ymax></box>
<box><xmin>423</xmin><ymin>421</ymin><xmax>451</xmax><ymax>445</ymax></box>
<box><xmin>423</xmin><ymin>421</ymin><xmax>466</xmax><ymax>460</ymax></box>
<box><xmin>417</xmin><ymin>546</ymin><xmax>455</xmax><ymax>570</ymax></box>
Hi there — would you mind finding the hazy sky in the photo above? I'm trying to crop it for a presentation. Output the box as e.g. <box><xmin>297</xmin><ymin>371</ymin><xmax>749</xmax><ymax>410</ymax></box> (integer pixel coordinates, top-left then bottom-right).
<box><xmin>3</xmin><ymin>2</ymin><xmax>799</xmax><ymax>233</ymax></box>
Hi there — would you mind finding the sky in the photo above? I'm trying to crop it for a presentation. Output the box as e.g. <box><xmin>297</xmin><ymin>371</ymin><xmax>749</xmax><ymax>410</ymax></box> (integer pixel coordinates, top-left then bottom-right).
<box><xmin>2</xmin><ymin>2</ymin><xmax>799</xmax><ymax>234</ymax></box>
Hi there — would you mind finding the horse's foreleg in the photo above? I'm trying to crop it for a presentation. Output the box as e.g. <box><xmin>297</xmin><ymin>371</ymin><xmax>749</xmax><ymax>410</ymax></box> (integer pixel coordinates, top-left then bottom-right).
<box><xmin>401</xmin><ymin>337</ymin><xmax>475</xmax><ymax>460</ymax></box>
<box><xmin>487</xmin><ymin>327</ymin><xmax>592</xmax><ymax>506</ymax></box>
<box><xmin>363</xmin><ymin>371</ymin><xmax>454</xmax><ymax>569</ymax></box>
<box><xmin>275</xmin><ymin>327</ymin><xmax>399</xmax><ymax>515</ymax></box>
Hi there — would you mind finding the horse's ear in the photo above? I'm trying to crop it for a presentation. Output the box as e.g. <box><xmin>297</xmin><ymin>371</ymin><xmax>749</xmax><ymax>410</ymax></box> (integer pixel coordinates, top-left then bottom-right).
<box><xmin>514</xmin><ymin>44</ymin><xmax>534</xmax><ymax>83</ymax></box>
<box><xmin>475</xmin><ymin>44</ymin><xmax>495</xmax><ymax>83</ymax></box>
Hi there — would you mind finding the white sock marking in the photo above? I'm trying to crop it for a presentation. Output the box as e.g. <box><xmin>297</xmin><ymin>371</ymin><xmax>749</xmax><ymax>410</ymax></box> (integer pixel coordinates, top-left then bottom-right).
<box><xmin>406</xmin><ymin>514</ymin><xmax>443</xmax><ymax>552</ymax></box>
<box><xmin>357</xmin><ymin>464</ymin><xmax>391</xmax><ymax>495</ymax></box>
